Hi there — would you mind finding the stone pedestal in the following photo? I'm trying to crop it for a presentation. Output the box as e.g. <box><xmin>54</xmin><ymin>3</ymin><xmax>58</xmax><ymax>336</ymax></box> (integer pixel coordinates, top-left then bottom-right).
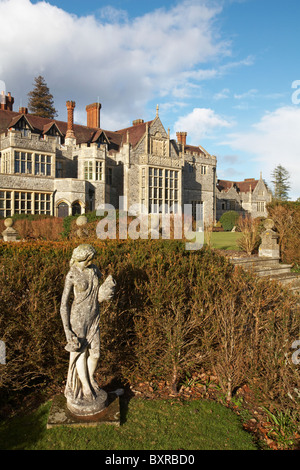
<box><xmin>259</xmin><ymin>219</ymin><xmax>280</xmax><ymax>258</ymax></box>
<box><xmin>66</xmin><ymin>388</ymin><xmax>108</xmax><ymax>417</ymax></box>
<box><xmin>47</xmin><ymin>390</ymin><xmax>123</xmax><ymax>429</ymax></box>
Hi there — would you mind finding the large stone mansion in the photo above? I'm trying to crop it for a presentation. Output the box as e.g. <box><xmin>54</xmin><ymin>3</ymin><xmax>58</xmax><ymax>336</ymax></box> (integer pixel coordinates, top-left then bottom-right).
<box><xmin>0</xmin><ymin>90</ymin><xmax>271</xmax><ymax>223</ymax></box>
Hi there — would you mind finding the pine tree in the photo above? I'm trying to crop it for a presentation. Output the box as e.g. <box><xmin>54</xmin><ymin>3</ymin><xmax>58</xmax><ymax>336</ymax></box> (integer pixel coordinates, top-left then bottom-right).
<box><xmin>271</xmin><ymin>164</ymin><xmax>291</xmax><ymax>201</ymax></box>
<box><xmin>27</xmin><ymin>75</ymin><xmax>57</xmax><ymax>118</ymax></box>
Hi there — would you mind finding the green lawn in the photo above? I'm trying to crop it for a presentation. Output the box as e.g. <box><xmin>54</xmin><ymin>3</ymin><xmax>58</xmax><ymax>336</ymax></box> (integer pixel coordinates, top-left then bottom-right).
<box><xmin>209</xmin><ymin>232</ymin><xmax>242</xmax><ymax>251</ymax></box>
<box><xmin>0</xmin><ymin>398</ymin><xmax>258</xmax><ymax>450</ymax></box>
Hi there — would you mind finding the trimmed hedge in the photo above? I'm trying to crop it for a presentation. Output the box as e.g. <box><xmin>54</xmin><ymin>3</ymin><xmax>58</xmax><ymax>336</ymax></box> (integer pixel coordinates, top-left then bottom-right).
<box><xmin>219</xmin><ymin>211</ymin><xmax>239</xmax><ymax>231</ymax></box>
<box><xmin>0</xmin><ymin>239</ymin><xmax>299</xmax><ymax>417</ymax></box>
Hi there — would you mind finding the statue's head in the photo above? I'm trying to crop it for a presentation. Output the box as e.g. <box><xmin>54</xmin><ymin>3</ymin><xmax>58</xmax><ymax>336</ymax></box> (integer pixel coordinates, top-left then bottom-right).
<box><xmin>70</xmin><ymin>244</ymin><xmax>96</xmax><ymax>269</ymax></box>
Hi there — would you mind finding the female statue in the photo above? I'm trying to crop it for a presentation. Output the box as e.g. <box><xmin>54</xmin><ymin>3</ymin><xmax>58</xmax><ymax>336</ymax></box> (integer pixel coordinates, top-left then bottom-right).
<box><xmin>60</xmin><ymin>244</ymin><xmax>116</xmax><ymax>416</ymax></box>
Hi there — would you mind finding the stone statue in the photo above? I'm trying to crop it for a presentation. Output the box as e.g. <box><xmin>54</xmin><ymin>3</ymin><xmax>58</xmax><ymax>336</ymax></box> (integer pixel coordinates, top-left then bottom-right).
<box><xmin>60</xmin><ymin>244</ymin><xmax>116</xmax><ymax>416</ymax></box>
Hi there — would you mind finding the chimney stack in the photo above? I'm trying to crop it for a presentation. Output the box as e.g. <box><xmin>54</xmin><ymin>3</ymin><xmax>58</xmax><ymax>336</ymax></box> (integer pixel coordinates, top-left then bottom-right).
<box><xmin>0</xmin><ymin>91</ymin><xmax>14</xmax><ymax>111</ymax></box>
<box><xmin>86</xmin><ymin>102</ymin><xmax>101</xmax><ymax>128</ymax></box>
<box><xmin>66</xmin><ymin>101</ymin><xmax>76</xmax><ymax>138</ymax></box>
<box><xmin>132</xmin><ymin>119</ymin><xmax>144</xmax><ymax>126</ymax></box>
<box><xmin>176</xmin><ymin>132</ymin><xmax>187</xmax><ymax>146</ymax></box>
<box><xmin>19</xmin><ymin>107</ymin><xmax>28</xmax><ymax>114</ymax></box>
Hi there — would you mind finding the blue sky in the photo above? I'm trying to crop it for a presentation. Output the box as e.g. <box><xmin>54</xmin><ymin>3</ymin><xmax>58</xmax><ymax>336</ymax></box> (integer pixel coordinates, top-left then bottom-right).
<box><xmin>1</xmin><ymin>0</ymin><xmax>300</xmax><ymax>198</ymax></box>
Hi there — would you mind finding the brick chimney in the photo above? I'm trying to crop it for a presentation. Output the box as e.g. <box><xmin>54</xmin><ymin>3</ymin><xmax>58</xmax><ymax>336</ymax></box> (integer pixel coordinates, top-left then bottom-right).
<box><xmin>0</xmin><ymin>91</ymin><xmax>14</xmax><ymax>111</ymax></box>
<box><xmin>86</xmin><ymin>102</ymin><xmax>101</xmax><ymax>128</ymax></box>
<box><xmin>66</xmin><ymin>100</ymin><xmax>76</xmax><ymax>138</ymax></box>
<box><xmin>132</xmin><ymin>119</ymin><xmax>144</xmax><ymax>126</ymax></box>
<box><xmin>19</xmin><ymin>107</ymin><xmax>28</xmax><ymax>114</ymax></box>
<box><xmin>176</xmin><ymin>132</ymin><xmax>187</xmax><ymax>146</ymax></box>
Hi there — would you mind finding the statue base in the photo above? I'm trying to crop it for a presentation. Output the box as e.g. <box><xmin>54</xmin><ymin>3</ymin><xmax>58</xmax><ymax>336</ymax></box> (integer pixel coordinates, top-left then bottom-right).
<box><xmin>47</xmin><ymin>391</ymin><xmax>122</xmax><ymax>428</ymax></box>
<box><xmin>66</xmin><ymin>389</ymin><xmax>108</xmax><ymax>417</ymax></box>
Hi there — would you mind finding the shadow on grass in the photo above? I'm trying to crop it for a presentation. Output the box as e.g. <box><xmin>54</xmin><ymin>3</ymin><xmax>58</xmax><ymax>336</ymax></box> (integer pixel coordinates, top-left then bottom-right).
<box><xmin>103</xmin><ymin>376</ymin><xmax>135</xmax><ymax>426</ymax></box>
<box><xmin>0</xmin><ymin>402</ymin><xmax>51</xmax><ymax>450</ymax></box>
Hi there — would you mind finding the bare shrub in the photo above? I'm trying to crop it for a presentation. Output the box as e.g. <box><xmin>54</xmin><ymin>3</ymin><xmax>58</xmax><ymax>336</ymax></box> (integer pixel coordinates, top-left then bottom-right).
<box><xmin>237</xmin><ymin>215</ymin><xmax>260</xmax><ymax>255</ymax></box>
<box><xmin>267</xmin><ymin>204</ymin><xmax>300</xmax><ymax>264</ymax></box>
<box><xmin>204</xmin><ymin>218</ymin><xmax>214</xmax><ymax>248</ymax></box>
<box><xmin>210</xmin><ymin>297</ymin><xmax>250</xmax><ymax>401</ymax></box>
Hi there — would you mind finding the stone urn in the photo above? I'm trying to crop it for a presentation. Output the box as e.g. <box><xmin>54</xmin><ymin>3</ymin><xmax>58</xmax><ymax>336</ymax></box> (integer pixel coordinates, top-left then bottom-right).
<box><xmin>2</xmin><ymin>218</ymin><xmax>19</xmax><ymax>242</ymax></box>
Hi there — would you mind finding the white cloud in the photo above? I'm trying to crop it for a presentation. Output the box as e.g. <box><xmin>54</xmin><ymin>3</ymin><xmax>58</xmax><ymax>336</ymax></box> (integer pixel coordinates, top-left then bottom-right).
<box><xmin>234</xmin><ymin>89</ymin><xmax>258</xmax><ymax>100</ymax></box>
<box><xmin>96</xmin><ymin>6</ymin><xmax>129</xmax><ymax>24</ymax></box>
<box><xmin>181</xmin><ymin>55</ymin><xmax>255</xmax><ymax>86</ymax></box>
<box><xmin>213</xmin><ymin>88</ymin><xmax>230</xmax><ymax>100</ymax></box>
<box><xmin>174</xmin><ymin>108</ymin><xmax>233</xmax><ymax>142</ymax></box>
<box><xmin>223</xmin><ymin>106</ymin><xmax>300</xmax><ymax>199</ymax></box>
<box><xmin>0</xmin><ymin>0</ymin><xmax>230</xmax><ymax>129</ymax></box>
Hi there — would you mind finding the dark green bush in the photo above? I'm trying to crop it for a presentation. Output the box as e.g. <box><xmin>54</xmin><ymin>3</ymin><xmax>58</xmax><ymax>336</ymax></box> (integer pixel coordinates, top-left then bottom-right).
<box><xmin>219</xmin><ymin>211</ymin><xmax>239</xmax><ymax>231</ymax></box>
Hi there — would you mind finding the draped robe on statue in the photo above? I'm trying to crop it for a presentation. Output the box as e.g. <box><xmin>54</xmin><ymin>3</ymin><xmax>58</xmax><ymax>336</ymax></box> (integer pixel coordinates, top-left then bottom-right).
<box><xmin>61</xmin><ymin>264</ymin><xmax>101</xmax><ymax>401</ymax></box>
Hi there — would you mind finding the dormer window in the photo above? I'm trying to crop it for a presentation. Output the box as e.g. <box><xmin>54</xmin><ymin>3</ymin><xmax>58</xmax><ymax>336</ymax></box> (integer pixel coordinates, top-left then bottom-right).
<box><xmin>43</xmin><ymin>123</ymin><xmax>63</xmax><ymax>145</ymax></box>
<box><xmin>13</xmin><ymin>116</ymin><xmax>32</xmax><ymax>137</ymax></box>
<box><xmin>93</xmin><ymin>131</ymin><xmax>109</xmax><ymax>149</ymax></box>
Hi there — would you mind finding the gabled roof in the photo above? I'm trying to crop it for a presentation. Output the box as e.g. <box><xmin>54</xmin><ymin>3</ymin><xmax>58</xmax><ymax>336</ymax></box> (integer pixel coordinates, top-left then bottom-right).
<box><xmin>0</xmin><ymin>108</ymin><xmax>122</xmax><ymax>149</ymax></box>
<box><xmin>217</xmin><ymin>178</ymin><xmax>259</xmax><ymax>193</ymax></box>
<box><xmin>116</xmin><ymin>120</ymin><xmax>153</xmax><ymax>148</ymax></box>
<box><xmin>43</xmin><ymin>121</ymin><xmax>64</xmax><ymax>136</ymax></box>
<box><xmin>9</xmin><ymin>114</ymin><xmax>35</xmax><ymax>130</ymax></box>
<box><xmin>0</xmin><ymin>109</ymin><xmax>17</xmax><ymax>133</ymax></box>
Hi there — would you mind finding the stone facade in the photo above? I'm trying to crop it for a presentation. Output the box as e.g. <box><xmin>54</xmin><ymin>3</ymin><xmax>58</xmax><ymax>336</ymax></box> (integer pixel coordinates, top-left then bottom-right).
<box><xmin>0</xmin><ymin>93</ymin><xmax>217</xmax><ymax>223</ymax></box>
<box><xmin>216</xmin><ymin>175</ymin><xmax>272</xmax><ymax>220</ymax></box>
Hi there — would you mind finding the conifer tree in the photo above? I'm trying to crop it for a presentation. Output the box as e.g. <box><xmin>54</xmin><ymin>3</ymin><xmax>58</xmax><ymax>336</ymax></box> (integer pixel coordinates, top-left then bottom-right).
<box><xmin>27</xmin><ymin>75</ymin><xmax>57</xmax><ymax>118</ymax></box>
<box><xmin>271</xmin><ymin>164</ymin><xmax>291</xmax><ymax>201</ymax></box>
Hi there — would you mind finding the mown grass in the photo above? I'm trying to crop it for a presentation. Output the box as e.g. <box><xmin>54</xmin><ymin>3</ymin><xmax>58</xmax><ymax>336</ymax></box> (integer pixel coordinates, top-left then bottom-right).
<box><xmin>0</xmin><ymin>398</ymin><xmax>258</xmax><ymax>450</ymax></box>
<box><xmin>210</xmin><ymin>232</ymin><xmax>242</xmax><ymax>250</ymax></box>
